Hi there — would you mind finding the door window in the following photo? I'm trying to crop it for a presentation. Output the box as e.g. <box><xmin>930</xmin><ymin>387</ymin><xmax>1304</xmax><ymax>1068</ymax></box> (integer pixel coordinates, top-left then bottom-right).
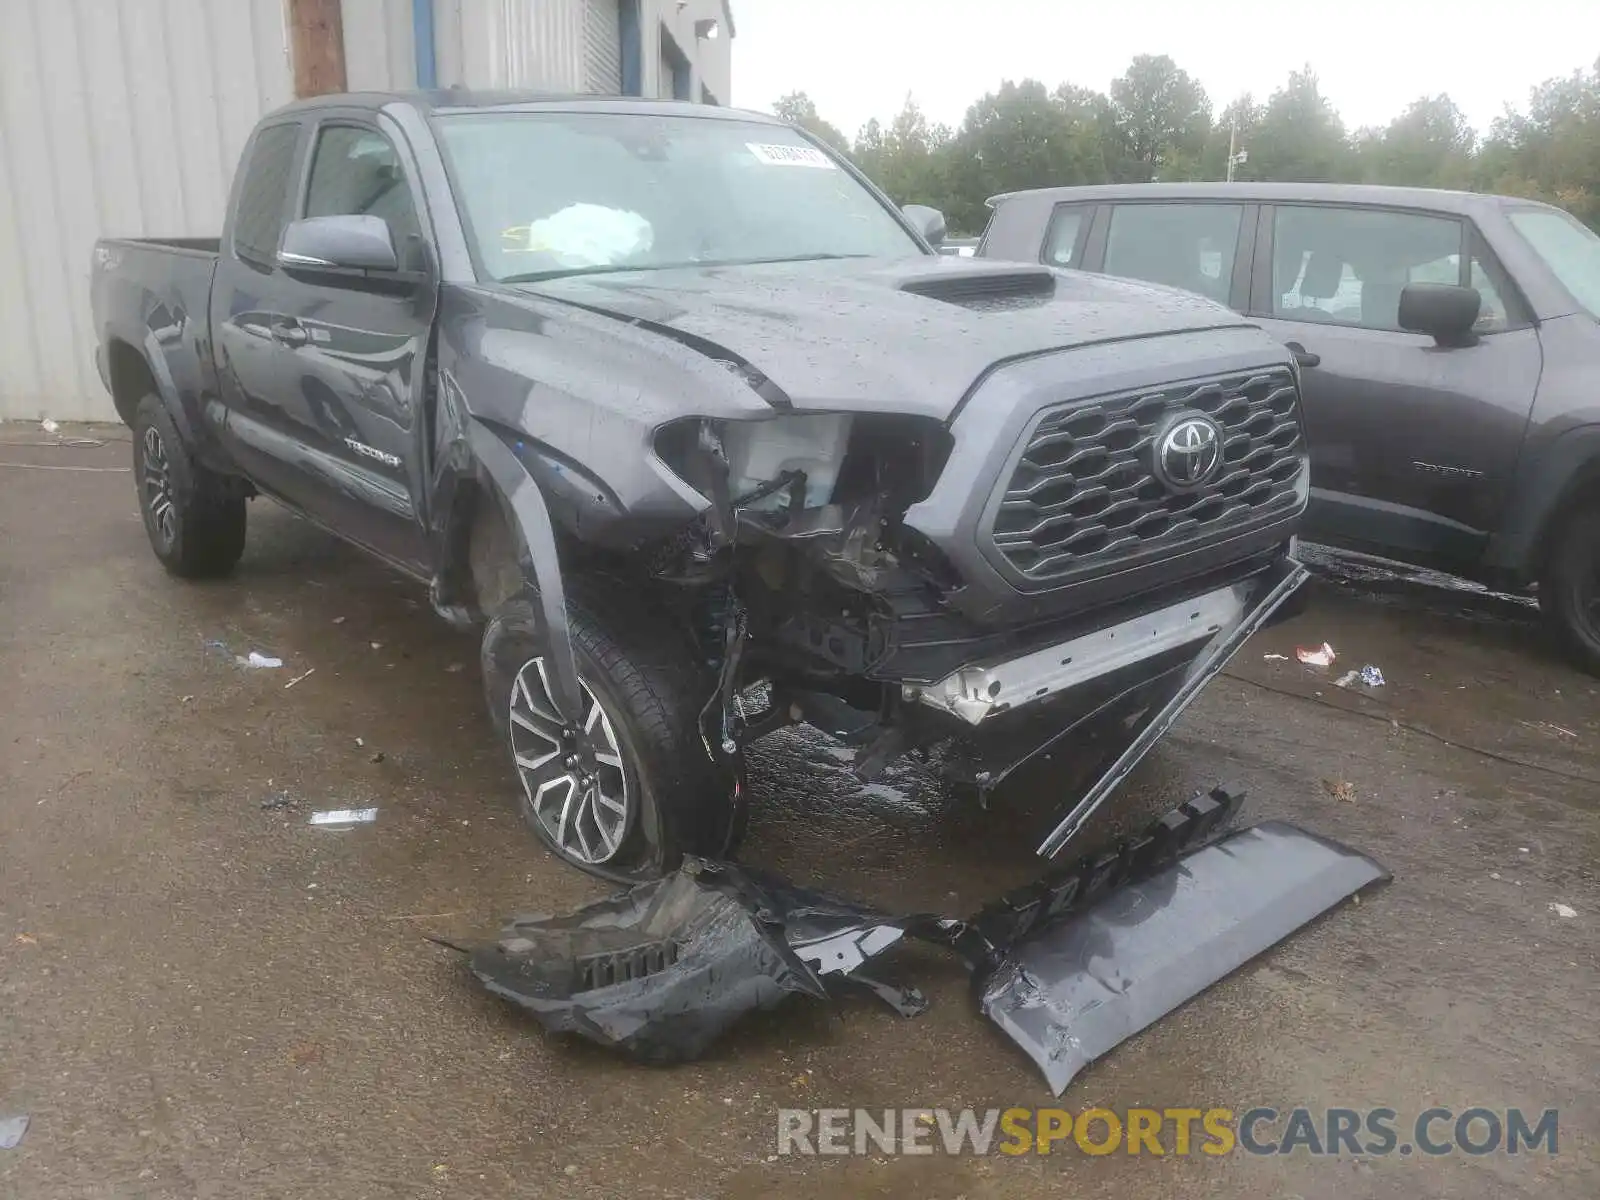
<box><xmin>232</xmin><ymin>123</ymin><xmax>301</xmax><ymax>266</ymax></box>
<box><xmin>1102</xmin><ymin>203</ymin><xmax>1243</xmax><ymax>303</ymax></box>
<box><xmin>1271</xmin><ymin>206</ymin><xmax>1465</xmax><ymax>331</ymax></box>
<box><xmin>1042</xmin><ymin>205</ymin><xmax>1088</xmax><ymax>267</ymax></box>
<box><xmin>303</xmin><ymin>125</ymin><xmax>423</xmax><ymax>264</ymax></box>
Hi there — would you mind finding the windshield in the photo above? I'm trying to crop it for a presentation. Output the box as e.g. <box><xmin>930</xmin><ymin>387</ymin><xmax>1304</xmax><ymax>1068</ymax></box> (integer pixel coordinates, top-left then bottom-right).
<box><xmin>435</xmin><ymin>112</ymin><xmax>923</xmax><ymax>283</ymax></box>
<box><xmin>1508</xmin><ymin>207</ymin><xmax>1600</xmax><ymax>319</ymax></box>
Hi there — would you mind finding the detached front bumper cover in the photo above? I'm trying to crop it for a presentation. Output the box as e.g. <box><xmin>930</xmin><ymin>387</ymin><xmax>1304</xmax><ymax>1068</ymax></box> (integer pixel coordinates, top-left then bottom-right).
<box><xmin>461</xmin><ymin>789</ymin><xmax>1388</xmax><ymax>1094</ymax></box>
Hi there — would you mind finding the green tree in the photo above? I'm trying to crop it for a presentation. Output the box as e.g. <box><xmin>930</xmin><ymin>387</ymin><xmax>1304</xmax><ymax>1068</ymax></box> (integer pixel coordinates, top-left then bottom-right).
<box><xmin>937</xmin><ymin>79</ymin><xmax>1110</xmax><ymax>232</ymax></box>
<box><xmin>1203</xmin><ymin>94</ymin><xmax>1263</xmax><ymax>181</ymax></box>
<box><xmin>852</xmin><ymin>96</ymin><xmax>953</xmax><ymax>207</ymax></box>
<box><xmin>1356</xmin><ymin>95</ymin><xmax>1476</xmax><ymax>188</ymax></box>
<box><xmin>1108</xmin><ymin>54</ymin><xmax>1212</xmax><ymax>181</ymax></box>
<box><xmin>1249</xmin><ymin>68</ymin><xmax>1352</xmax><ymax>182</ymax></box>
<box><xmin>770</xmin><ymin>91</ymin><xmax>851</xmax><ymax>155</ymax></box>
<box><xmin>1478</xmin><ymin>58</ymin><xmax>1600</xmax><ymax>227</ymax></box>
<box><xmin>766</xmin><ymin>53</ymin><xmax>1600</xmax><ymax>237</ymax></box>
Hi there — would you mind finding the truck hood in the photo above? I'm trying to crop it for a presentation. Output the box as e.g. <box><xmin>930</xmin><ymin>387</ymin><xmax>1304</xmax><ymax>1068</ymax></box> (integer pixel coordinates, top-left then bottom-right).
<box><xmin>521</xmin><ymin>257</ymin><xmax>1254</xmax><ymax>422</ymax></box>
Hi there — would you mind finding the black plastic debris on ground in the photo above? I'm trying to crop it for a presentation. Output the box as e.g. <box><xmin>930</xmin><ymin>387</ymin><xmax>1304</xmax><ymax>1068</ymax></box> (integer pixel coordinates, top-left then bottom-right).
<box><xmin>463</xmin><ymin>789</ymin><xmax>1388</xmax><ymax>1090</ymax></box>
<box><xmin>468</xmin><ymin>860</ymin><xmax>924</xmax><ymax>1064</ymax></box>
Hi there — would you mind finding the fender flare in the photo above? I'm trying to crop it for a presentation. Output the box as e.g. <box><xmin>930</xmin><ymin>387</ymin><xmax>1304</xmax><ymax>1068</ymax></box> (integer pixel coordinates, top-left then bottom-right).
<box><xmin>466</xmin><ymin>419</ymin><xmax>586</xmax><ymax>725</ymax></box>
<box><xmin>106</xmin><ymin>329</ymin><xmax>200</xmax><ymax>447</ymax></box>
<box><xmin>1486</xmin><ymin>423</ymin><xmax>1600</xmax><ymax>579</ymax></box>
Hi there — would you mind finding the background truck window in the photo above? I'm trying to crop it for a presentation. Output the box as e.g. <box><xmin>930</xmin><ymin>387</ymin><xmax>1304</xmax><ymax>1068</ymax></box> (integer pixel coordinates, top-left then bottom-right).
<box><xmin>304</xmin><ymin>126</ymin><xmax>424</xmax><ymax>265</ymax></box>
<box><xmin>1404</xmin><ymin>253</ymin><xmax>1510</xmax><ymax>329</ymax></box>
<box><xmin>232</xmin><ymin>124</ymin><xmax>301</xmax><ymax>266</ymax></box>
<box><xmin>1102</xmin><ymin>203</ymin><xmax>1242</xmax><ymax>303</ymax></box>
<box><xmin>1042</xmin><ymin>206</ymin><xmax>1087</xmax><ymax>267</ymax></box>
<box><xmin>1271</xmin><ymin>206</ymin><xmax>1465</xmax><ymax>330</ymax></box>
<box><xmin>1508</xmin><ymin>207</ymin><xmax>1600</xmax><ymax>318</ymax></box>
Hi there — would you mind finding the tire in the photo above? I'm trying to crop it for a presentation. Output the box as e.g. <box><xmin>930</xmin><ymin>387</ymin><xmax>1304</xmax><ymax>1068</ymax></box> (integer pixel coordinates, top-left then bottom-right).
<box><xmin>480</xmin><ymin>581</ymin><xmax>744</xmax><ymax>882</ymax></box>
<box><xmin>131</xmin><ymin>395</ymin><xmax>247</xmax><ymax>578</ymax></box>
<box><xmin>1540</xmin><ymin>507</ymin><xmax>1600</xmax><ymax>675</ymax></box>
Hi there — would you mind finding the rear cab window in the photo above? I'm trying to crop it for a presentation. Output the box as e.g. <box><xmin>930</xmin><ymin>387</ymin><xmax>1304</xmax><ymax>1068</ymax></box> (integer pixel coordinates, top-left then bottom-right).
<box><xmin>1041</xmin><ymin>205</ymin><xmax>1091</xmax><ymax>268</ymax></box>
<box><xmin>231</xmin><ymin>123</ymin><xmax>302</xmax><ymax>268</ymax></box>
<box><xmin>1101</xmin><ymin>203</ymin><xmax>1244</xmax><ymax>304</ymax></box>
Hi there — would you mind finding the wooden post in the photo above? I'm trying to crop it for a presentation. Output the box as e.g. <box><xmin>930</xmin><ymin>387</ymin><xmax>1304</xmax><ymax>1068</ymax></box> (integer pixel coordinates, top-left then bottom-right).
<box><xmin>288</xmin><ymin>0</ymin><xmax>347</xmax><ymax>98</ymax></box>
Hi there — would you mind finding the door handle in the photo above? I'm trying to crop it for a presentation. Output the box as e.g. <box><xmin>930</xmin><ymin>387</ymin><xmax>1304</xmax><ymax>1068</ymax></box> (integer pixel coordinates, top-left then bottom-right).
<box><xmin>269</xmin><ymin>317</ymin><xmax>309</xmax><ymax>349</ymax></box>
<box><xmin>1285</xmin><ymin>341</ymin><xmax>1321</xmax><ymax>369</ymax></box>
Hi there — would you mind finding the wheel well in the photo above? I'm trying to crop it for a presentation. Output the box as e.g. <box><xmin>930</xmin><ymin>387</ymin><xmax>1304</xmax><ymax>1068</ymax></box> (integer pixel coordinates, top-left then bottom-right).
<box><xmin>434</xmin><ymin>478</ymin><xmax>524</xmax><ymax>621</ymax></box>
<box><xmin>106</xmin><ymin>340</ymin><xmax>157</xmax><ymax>427</ymax></box>
<box><xmin>1537</xmin><ymin>464</ymin><xmax>1600</xmax><ymax>578</ymax></box>
<box><xmin>469</xmin><ymin>492</ymin><xmax>524</xmax><ymax>618</ymax></box>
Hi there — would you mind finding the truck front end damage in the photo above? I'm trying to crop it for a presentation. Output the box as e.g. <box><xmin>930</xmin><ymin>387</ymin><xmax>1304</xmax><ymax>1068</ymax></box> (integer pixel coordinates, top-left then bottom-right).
<box><xmin>649</xmin><ymin>331</ymin><xmax>1309</xmax><ymax>859</ymax></box>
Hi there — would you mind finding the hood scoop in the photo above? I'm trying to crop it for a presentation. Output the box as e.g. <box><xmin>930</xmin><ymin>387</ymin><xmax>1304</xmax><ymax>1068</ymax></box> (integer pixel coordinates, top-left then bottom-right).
<box><xmin>899</xmin><ymin>266</ymin><xmax>1057</xmax><ymax>311</ymax></box>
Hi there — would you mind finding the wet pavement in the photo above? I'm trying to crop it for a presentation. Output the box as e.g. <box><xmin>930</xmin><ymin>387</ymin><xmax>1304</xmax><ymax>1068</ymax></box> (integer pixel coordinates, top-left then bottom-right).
<box><xmin>2</xmin><ymin>430</ymin><xmax>1597</xmax><ymax>1199</ymax></box>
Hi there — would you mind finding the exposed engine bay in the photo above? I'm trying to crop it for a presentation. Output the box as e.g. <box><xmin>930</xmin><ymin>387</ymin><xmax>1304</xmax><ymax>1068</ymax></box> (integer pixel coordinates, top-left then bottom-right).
<box><xmin>642</xmin><ymin>409</ymin><xmax>1307</xmax><ymax>858</ymax></box>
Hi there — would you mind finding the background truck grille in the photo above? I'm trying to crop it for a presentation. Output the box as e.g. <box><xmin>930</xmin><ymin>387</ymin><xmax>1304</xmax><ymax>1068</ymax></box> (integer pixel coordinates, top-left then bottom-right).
<box><xmin>989</xmin><ymin>367</ymin><xmax>1304</xmax><ymax>583</ymax></box>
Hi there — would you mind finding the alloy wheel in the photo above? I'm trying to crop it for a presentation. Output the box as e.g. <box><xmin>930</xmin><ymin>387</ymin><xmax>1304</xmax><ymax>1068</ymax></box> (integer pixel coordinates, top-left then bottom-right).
<box><xmin>507</xmin><ymin>657</ymin><xmax>631</xmax><ymax>865</ymax></box>
<box><xmin>141</xmin><ymin>426</ymin><xmax>177</xmax><ymax>547</ymax></box>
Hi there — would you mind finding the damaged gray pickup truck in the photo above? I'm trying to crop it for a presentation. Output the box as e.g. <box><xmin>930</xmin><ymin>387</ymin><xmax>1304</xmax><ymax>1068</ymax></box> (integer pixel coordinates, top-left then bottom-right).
<box><xmin>93</xmin><ymin>91</ymin><xmax>1310</xmax><ymax>883</ymax></box>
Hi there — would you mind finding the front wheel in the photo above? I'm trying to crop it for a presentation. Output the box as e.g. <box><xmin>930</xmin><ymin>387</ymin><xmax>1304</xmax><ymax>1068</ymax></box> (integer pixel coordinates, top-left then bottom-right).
<box><xmin>480</xmin><ymin>584</ymin><xmax>744</xmax><ymax>882</ymax></box>
<box><xmin>1540</xmin><ymin>507</ymin><xmax>1600</xmax><ymax>675</ymax></box>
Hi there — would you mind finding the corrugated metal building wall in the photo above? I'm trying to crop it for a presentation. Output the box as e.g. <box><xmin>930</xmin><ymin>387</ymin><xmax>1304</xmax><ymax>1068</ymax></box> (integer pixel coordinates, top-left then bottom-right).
<box><xmin>437</xmin><ymin>0</ymin><xmax>585</xmax><ymax>92</ymax></box>
<box><xmin>0</xmin><ymin>0</ymin><xmax>731</xmax><ymax>420</ymax></box>
<box><xmin>0</xmin><ymin>0</ymin><xmax>293</xmax><ymax>421</ymax></box>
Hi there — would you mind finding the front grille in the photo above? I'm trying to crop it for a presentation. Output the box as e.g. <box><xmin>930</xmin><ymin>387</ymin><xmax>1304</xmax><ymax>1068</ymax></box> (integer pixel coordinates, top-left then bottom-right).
<box><xmin>989</xmin><ymin>367</ymin><xmax>1304</xmax><ymax>583</ymax></box>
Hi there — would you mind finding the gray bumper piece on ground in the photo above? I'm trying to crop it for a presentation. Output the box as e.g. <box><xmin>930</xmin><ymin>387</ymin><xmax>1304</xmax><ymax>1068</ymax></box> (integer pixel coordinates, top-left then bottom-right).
<box><xmin>980</xmin><ymin>820</ymin><xmax>1389</xmax><ymax>1095</ymax></box>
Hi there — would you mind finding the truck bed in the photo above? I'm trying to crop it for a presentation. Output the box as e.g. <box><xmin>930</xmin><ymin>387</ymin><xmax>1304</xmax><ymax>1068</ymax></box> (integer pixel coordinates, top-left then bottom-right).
<box><xmin>91</xmin><ymin>235</ymin><xmax>222</xmax><ymax>428</ymax></box>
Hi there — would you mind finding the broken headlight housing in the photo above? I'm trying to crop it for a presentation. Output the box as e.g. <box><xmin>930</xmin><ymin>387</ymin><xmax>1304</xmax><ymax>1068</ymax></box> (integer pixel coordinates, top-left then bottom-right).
<box><xmin>656</xmin><ymin>414</ymin><xmax>952</xmax><ymax>515</ymax></box>
<box><xmin>720</xmin><ymin>414</ymin><xmax>854</xmax><ymax>510</ymax></box>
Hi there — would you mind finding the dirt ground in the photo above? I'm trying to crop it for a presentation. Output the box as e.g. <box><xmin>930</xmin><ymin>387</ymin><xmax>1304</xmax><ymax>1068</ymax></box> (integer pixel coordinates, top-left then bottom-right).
<box><xmin>2</xmin><ymin>429</ymin><xmax>1596</xmax><ymax>1199</ymax></box>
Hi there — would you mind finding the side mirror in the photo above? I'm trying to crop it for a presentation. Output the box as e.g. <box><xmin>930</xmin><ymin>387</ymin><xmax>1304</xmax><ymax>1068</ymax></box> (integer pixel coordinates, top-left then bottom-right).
<box><xmin>278</xmin><ymin>215</ymin><xmax>398</xmax><ymax>273</ymax></box>
<box><xmin>902</xmin><ymin>204</ymin><xmax>947</xmax><ymax>247</ymax></box>
<box><xmin>1398</xmin><ymin>283</ymin><xmax>1480</xmax><ymax>347</ymax></box>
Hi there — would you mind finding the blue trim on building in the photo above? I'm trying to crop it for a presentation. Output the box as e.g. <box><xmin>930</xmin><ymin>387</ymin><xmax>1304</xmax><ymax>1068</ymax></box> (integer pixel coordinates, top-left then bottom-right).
<box><xmin>619</xmin><ymin>0</ymin><xmax>641</xmax><ymax>95</ymax></box>
<box><xmin>412</xmin><ymin>0</ymin><xmax>437</xmax><ymax>89</ymax></box>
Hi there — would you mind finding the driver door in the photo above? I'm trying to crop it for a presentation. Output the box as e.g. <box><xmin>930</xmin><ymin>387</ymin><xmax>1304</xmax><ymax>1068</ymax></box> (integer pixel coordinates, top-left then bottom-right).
<box><xmin>245</xmin><ymin>116</ymin><xmax>438</xmax><ymax>570</ymax></box>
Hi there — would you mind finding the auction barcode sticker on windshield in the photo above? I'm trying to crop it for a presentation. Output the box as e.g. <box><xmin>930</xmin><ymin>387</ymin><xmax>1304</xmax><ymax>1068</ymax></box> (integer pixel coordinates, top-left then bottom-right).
<box><xmin>747</xmin><ymin>142</ymin><xmax>836</xmax><ymax>168</ymax></box>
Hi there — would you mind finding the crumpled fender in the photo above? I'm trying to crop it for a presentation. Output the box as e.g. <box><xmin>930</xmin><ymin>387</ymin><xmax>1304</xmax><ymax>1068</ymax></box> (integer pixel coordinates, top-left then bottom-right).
<box><xmin>465</xmin><ymin>418</ymin><xmax>586</xmax><ymax>723</ymax></box>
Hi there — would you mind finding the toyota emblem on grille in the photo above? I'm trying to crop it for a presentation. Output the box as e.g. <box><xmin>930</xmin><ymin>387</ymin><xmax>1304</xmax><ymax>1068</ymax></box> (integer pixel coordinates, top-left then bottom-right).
<box><xmin>1154</xmin><ymin>413</ymin><xmax>1223</xmax><ymax>490</ymax></box>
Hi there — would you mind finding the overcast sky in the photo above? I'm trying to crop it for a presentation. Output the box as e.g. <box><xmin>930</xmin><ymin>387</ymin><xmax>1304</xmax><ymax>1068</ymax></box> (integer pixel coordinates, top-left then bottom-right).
<box><xmin>729</xmin><ymin>0</ymin><xmax>1600</xmax><ymax>141</ymax></box>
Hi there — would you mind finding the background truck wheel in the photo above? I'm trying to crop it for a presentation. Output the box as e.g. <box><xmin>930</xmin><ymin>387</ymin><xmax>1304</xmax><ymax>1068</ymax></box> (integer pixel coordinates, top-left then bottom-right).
<box><xmin>1541</xmin><ymin>507</ymin><xmax>1600</xmax><ymax>675</ymax></box>
<box><xmin>131</xmin><ymin>395</ymin><xmax>247</xmax><ymax>578</ymax></box>
<box><xmin>480</xmin><ymin>583</ymin><xmax>743</xmax><ymax>882</ymax></box>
